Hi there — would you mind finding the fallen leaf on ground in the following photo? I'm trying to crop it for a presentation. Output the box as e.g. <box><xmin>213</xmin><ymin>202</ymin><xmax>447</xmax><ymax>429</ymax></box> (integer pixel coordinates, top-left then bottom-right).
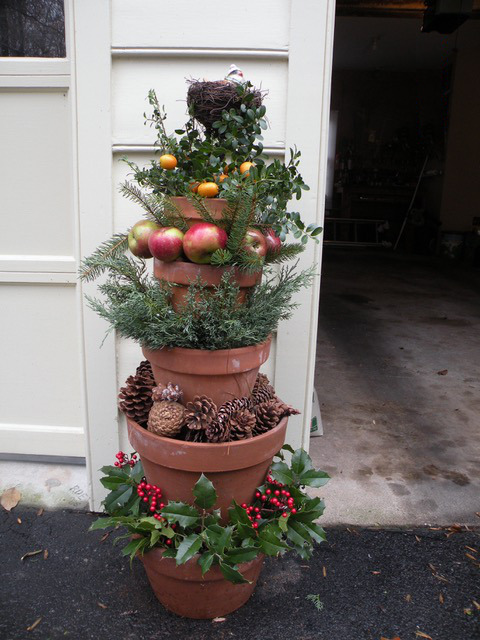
<box><xmin>26</xmin><ymin>618</ymin><xmax>42</xmax><ymax>632</ymax></box>
<box><xmin>43</xmin><ymin>550</ymin><xmax>49</xmax><ymax>560</ymax></box>
<box><xmin>465</xmin><ymin>553</ymin><xmax>477</xmax><ymax>562</ymax></box>
<box><xmin>464</xmin><ymin>608</ymin><xmax>473</xmax><ymax>615</ymax></box>
<box><xmin>17</xmin><ymin>518</ymin><xmax>22</xmax><ymax>524</ymax></box>
<box><xmin>446</xmin><ymin>523</ymin><xmax>463</xmax><ymax>538</ymax></box>
<box><xmin>415</xmin><ymin>535</ymin><xmax>422</xmax><ymax>543</ymax></box>
<box><xmin>1</xmin><ymin>488</ymin><xmax>21</xmax><ymax>511</ymax></box>
<box><xmin>415</xmin><ymin>632</ymin><xmax>432</xmax><ymax>639</ymax></box>
<box><xmin>100</xmin><ymin>532</ymin><xmax>111</xmax><ymax>543</ymax></box>
<box><xmin>465</xmin><ymin>546</ymin><xmax>477</xmax><ymax>554</ymax></box>
<box><xmin>37</xmin><ymin>508</ymin><xmax>44</xmax><ymax>517</ymax></box>
<box><xmin>428</xmin><ymin>563</ymin><xmax>448</xmax><ymax>583</ymax></box>
<box><xmin>323</xmin><ymin>565</ymin><xmax>327</xmax><ymax>577</ymax></box>
<box><xmin>405</xmin><ymin>594</ymin><xmax>412</xmax><ymax>602</ymax></box>
<box><xmin>437</xmin><ymin>369</ymin><xmax>448</xmax><ymax>375</ymax></box>
<box><xmin>21</xmin><ymin>550</ymin><xmax>43</xmax><ymax>562</ymax></box>
<box><xmin>472</xmin><ymin>600</ymin><xmax>480</xmax><ymax>610</ymax></box>
<box><xmin>97</xmin><ymin>602</ymin><xmax>107</xmax><ymax>609</ymax></box>
<box><xmin>439</xmin><ymin>593</ymin><xmax>444</xmax><ymax>604</ymax></box>
<box><xmin>212</xmin><ymin>617</ymin><xmax>226</xmax><ymax>623</ymax></box>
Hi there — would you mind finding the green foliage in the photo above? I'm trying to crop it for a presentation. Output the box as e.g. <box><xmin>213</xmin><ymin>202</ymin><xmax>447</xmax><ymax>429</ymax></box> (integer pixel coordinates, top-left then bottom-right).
<box><xmin>78</xmin><ymin>233</ymin><xmax>129</xmax><ymax>282</ymax></box>
<box><xmin>306</xmin><ymin>594</ymin><xmax>324</xmax><ymax>611</ymax></box>
<box><xmin>86</xmin><ymin>264</ymin><xmax>315</xmax><ymax>351</ymax></box>
<box><xmin>91</xmin><ymin>448</ymin><xmax>330</xmax><ymax>583</ymax></box>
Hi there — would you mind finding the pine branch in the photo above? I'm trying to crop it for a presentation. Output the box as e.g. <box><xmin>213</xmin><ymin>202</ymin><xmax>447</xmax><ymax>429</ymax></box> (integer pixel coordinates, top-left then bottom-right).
<box><xmin>161</xmin><ymin>197</ymin><xmax>190</xmax><ymax>232</ymax></box>
<box><xmin>210</xmin><ymin>249</ymin><xmax>233</xmax><ymax>266</ymax></box>
<box><xmin>119</xmin><ymin>181</ymin><xmax>164</xmax><ymax>223</ymax></box>
<box><xmin>79</xmin><ymin>233</ymin><xmax>129</xmax><ymax>282</ymax></box>
<box><xmin>264</xmin><ymin>243</ymin><xmax>305</xmax><ymax>265</ymax></box>
<box><xmin>226</xmin><ymin>192</ymin><xmax>256</xmax><ymax>256</ymax></box>
<box><xmin>185</xmin><ymin>192</ymin><xmax>218</xmax><ymax>226</ymax></box>
<box><xmin>235</xmin><ymin>249</ymin><xmax>264</xmax><ymax>274</ymax></box>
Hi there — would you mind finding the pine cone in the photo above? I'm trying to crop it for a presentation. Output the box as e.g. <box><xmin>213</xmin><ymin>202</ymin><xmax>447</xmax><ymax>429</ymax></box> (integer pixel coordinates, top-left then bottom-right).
<box><xmin>277</xmin><ymin>401</ymin><xmax>301</xmax><ymax>417</ymax></box>
<box><xmin>217</xmin><ymin>397</ymin><xmax>253</xmax><ymax>425</ymax></box>
<box><xmin>205</xmin><ymin>420</ymin><xmax>227</xmax><ymax>443</ymax></box>
<box><xmin>251</xmin><ymin>373</ymin><xmax>276</xmax><ymax>406</ymax></box>
<box><xmin>136</xmin><ymin>360</ymin><xmax>155</xmax><ymax>385</ymax></box>
<box><xmin>152</xmin><ymin>382</ymin><xmax>183</xmax><ymax>403</ymax></box>
<box><xmin>184</xmin><ymin>396</ymin><xmax>218</xmax><ymax>441</ymax></box>
<box><xmin>118</xmin><ymin>373</ymin><xmax>155</xmax><ymax>428</ymax></box>
<box><xmin>148</xmin><ymin>401</ymin><xmax>186</xmax><ymax>437</ymax></box>
<box><xmin>254</xmin><ymin>400</ymin><xmax>284</xmax><ymax>435</ymax></box>
<box><xmin>225</xmin><ymin>408</ymin><xmax>256</xmax><ymax>441</ymax></box>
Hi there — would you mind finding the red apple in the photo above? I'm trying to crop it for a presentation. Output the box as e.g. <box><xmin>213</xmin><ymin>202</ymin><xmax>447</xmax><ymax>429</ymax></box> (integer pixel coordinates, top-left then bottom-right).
<box><xmin>128</xmin><ymin>220</ymin><xmax>161</xmax><ymax>258</ymax></box>
<box><xmin>183</xmin><ymin>222</ymin><xmax>228</xmax><ymax>264</ymax></box>
<box><xmin>242</xmin><ymin>228</ymin><xmax>267</xmax><ymax>258</ymax></box>
<box><xmin>265</xmin><ymin>228</ymin><xmax>282</xmax><ymax>255</ymax></box>
<box><xmin>148</xmin><ymin>227</ymin><xmax>184</xmax><ymax>262</ymax></box>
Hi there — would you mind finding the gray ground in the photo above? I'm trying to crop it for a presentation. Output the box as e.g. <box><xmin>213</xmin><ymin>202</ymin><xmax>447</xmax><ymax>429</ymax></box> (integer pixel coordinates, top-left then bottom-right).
<box><xmin>1</xmin><ymin>508</ymin><xmax>479</xmax><ymax>640</ymax></box>
<box><xmin>311</xmin><ymin>248</ymin><xmax>480</xmax><ymax>526</ymax></box>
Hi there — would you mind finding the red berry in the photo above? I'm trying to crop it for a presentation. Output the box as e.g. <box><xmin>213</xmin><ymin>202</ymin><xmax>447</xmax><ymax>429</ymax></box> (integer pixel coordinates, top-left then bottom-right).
<box><xmin>274</xmin><ymin>490</ymin><xmax>280</xmax><ymax>496</ymax></box>
<box><xmin>252</xmin><ymin>523</ymin><xmax>258</xmax><ymax>529</ymax></box>
<box><xmin>261</xmin><ymin>495</ymin><xmax>267</xmax><ymax>502</ymax></box>
<box><xmin>146</xmin><ymin>484</ymin><xmax>151</xmax><ymax>491</ymax></box>
<box><xmin>241</xmin><ymin>503</ymin><xmax>247</xmax><ymax>509</ymax></box>
<box><xmin>166</xmin><ymin>539</ymin><xmax>172</xmax><ymax>545</ymax></box>
<box><xmin>114</xmin><ymin>462</ymin><xmax>119</xmax><ymax>467</ymax></box>
<box><xmin>291</xmin><ymin>508</ymin><xmax>297</xmax><ymax>514</ymax></box>
<box><xmin>255</xmin><ymin>492</ymin><xmax>261</xmax><ymax>498</ymax></box>
<box><xmin>138</xmin><ymin>491</ymin><xmax>144</xmax><ymax>497</ymax></box>
<box><xmin>149</xmin><ymin>506</ymin><xmax>156</xmax><ymax>512</ymax></box>
<box><xmin>143</xmin><ymin>497</ymin><xmax>148</xmax><ymax>503</ymax></box>
<box><xmin>256</xmin><ymin>514</ymin><xmax>261</xmax><ymax>520</ymax></box>
<box><xmin>266</xmin><ymin>489</ymin><xmax>271</xmax><ymax>495</ymax></box>
<box><xmin>254</xmin><ymin>507</ymin><xmax>260</xmax><ymax>513</ymax></box>
<box><xmin>160</xmin><ymin>503</ymin><xmax>165</xmax><ymax>508</ymax></box>
<box><xmin>282</xmin><ymin>513</ymin><xmax>288</xmax><ymax>518</ymax></box>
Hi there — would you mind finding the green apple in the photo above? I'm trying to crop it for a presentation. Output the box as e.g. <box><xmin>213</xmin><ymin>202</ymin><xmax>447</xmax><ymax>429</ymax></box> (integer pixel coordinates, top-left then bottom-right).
<box><xmin>128</xmin><ymin>220</ymin><xmax>161</xmax><ymax>258</ymax></box>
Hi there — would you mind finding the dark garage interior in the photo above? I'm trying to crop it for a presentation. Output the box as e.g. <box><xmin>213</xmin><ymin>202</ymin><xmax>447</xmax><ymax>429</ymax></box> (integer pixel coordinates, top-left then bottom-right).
<box><xmin>311</xmin><ymin>1</ymin><xmax>480</xmax><ymax>525</ymax></box>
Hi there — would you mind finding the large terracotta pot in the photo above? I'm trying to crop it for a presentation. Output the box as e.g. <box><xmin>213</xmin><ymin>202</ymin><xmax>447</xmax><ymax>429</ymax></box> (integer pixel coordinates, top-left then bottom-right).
<box><xmin>172</xmin><ymin>195</ymin><xmax>227</xmax><ymax>225</ymax></box>
<box><xmin>127</xmin><ymin>415</ymin><xmax>288</xmax><ymax>522</ymax></box>
<box><xmin>142</xmin><ymin>338</ymin><xmax>271</xmax><ymax>407</ymax></box>
<box><xmin>154</xmin><ymin>259</ymin><xmax>261</xmax><ymax>311</ymax></box>
<box><xmin>141</xmin><ymin>548</ymin><xmax>264</xmax><ymax>619</ymax></box>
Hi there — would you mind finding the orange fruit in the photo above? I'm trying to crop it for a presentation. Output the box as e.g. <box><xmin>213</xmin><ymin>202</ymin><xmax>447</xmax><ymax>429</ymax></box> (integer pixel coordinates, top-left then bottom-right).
<box><xmin>189</xmin><ymin>181</ymin><xmax>200</xmax><ymax>193</ymax></box>
<box><xmin>197</xmin><ymin>182</ymin><xmax>219</xmax><ymax>198</ymax></box>
<box><xmin>219</xmin><ymin>173</ymin><xmax>228</xmax><ymax>183</ymax></box>
<box><xmin>239</xmin><ymin>161</ymin><xmax>254</xmax><ymax>175</ymax></box>
<box><xmin>159</xmin><ymin>154</ymin><xmax>177</xmax><ymax>170</ymax></box>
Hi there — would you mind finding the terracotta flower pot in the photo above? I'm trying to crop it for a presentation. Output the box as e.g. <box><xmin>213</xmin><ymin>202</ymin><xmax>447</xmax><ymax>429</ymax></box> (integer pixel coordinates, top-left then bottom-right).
<box><xmin>154</xmin><ymin>259</ymin><xmax>261</xmax><ymax>311</ymax></box>
<box><xmin>141</xmin><ymin>548</ymin><xmax>264</xmax><ymax>619</ymax></box>
<box><xmin>127</xmin><ymin>415</ymin><xmax>288</xmax><ymax>522</ymax></box>
<box><xmin>142</xmin><ymin>337</ymin><xmax>271</xmax><ymax>407</ymax></box>
<box><xmin>172</xmin><ymin>195</ymin><xmax>227</xmax><ymax>225</ymax></box>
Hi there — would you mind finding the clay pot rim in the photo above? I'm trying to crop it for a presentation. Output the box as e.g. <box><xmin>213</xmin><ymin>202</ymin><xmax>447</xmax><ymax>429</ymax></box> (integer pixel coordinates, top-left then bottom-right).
<box><xmin>172</xmin><ymin>195</ymin><xmax>227</xmax><ymax>205</ymax></box>
<box><xmin>128</xmin><ymin>414</ymin><xmax>287</xmax><ymax>451</ymax></box>
<box><xmin>143</xmin><ymin>335</ymin><xmax>271</xmax><ymax>359</ymax></box>
<box><xmin>153</xmin><ymin>258</ymin><xmax>262</xmax><ymax>287</ymax></box>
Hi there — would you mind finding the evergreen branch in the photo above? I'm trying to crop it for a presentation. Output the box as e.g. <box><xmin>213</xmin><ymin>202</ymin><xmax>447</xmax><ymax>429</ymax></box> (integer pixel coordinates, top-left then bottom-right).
<box><xmin>210</xmin><ymin>249</ymin><xmax>233</xmax><ymax>266</ymax></box>
<box><xmin>161</xmin><ymin>197</ymin><xmax>190</xmax><ymax>232</ymax></box>
<box><xmin>119</xmin><ymin>181</ymin><xmax>164</xmax><ymax>223</ymax></box>
<box><xmin>226</xmin><ymin>192</ymin><xmax>256</xmax><ymax>256</ymax></box>
<box><xmin>235</xmin><ymin>249</ymin><xmax>264</xmax><ymax>274</ymax></box>
<box><xmin>79</xmin><ymin>233</ymin><xmax>129</xmax><ymax>282</ymax></box>
<box><xmin>185</xmin><ymin>192</ymin><xmax>218</xmax><ymax>226</ymax></box>
<box><xmin>264</xmin><ymin>243</ymin><xmax>305</xmax><ymax>265</ymax></box>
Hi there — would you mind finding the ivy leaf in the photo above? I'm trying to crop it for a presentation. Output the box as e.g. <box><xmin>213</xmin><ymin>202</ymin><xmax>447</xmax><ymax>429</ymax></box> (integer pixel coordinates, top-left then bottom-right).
<box><xmin>198</xmin><ymin>551</ymin><xmax>215</xmax><ymax>576</ymax></box>
<box><xmin>161</xmin><ymin>502</ymin><xmax>201</xmax><ymax>528</ymax></box>
<box><xmin>270</xmin><ymin>461</ymin><xmax>293</xmax><ymax>485</ymax></box>
<box><xmin>175</xmin><ymin>534</ymin><xmax>203</xmax><ymax>565</ymax></box>
<box><xmin>219</xmin><ymin>562</ymin><xmax>250</xmax><ymax>584</ymax></box>
<box><xmin>193</xmin><ymin>474</ymin><xmax>217</xmax><ymax>510</ymax></box>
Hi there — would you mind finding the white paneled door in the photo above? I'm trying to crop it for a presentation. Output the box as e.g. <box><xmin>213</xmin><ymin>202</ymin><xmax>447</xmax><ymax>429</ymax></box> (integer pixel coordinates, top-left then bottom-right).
<box><xmin>0</xmin><ymin>0</ymin><xmax>335</xmax><ymax>510</ymax></box>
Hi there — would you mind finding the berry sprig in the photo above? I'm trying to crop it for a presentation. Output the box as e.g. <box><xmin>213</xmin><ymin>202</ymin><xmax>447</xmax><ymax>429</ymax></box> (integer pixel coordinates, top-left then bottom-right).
<box><xmin>114</xmin><ymin>450</ymin><xmax>138</xmax><ymax>468</ymax></box>
<box><xmin>136</xmin><ymin>479</ymin><xmax>175</xmax><ymax>545</ymax></box>
<box><xmin>241</xmin><ymin>471</ymin><xmax>298</xmax><ymax>529</ymax></box>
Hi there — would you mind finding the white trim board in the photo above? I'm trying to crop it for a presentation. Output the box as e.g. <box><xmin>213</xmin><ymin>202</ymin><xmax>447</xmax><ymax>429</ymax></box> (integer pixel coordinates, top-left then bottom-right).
<box><xmin>0</xmin><ymin>423</ymin><xmax>85</xmax><ymax>457</ymax></box>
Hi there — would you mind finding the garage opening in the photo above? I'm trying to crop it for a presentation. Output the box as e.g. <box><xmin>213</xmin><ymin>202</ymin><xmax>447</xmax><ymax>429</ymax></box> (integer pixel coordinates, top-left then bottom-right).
<box><xmin>311</xmin><ymin>1</ymin><xmax>480</xmax><ymax>526</ymax></box>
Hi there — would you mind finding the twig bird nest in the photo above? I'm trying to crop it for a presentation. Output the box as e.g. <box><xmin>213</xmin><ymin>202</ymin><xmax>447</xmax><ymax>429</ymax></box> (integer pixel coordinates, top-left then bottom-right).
<box><xmin>187</xmin><ymin>80</ymin><xmax>264</xmax><ymax>131</ymax></box>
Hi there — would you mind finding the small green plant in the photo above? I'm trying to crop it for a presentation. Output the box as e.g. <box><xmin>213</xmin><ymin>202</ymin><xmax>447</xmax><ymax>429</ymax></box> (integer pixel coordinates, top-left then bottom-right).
<box><xmin>306</xmin><ymin>594</ymin><xmax>324</xmax><ymax>611</ymax></box>
<box><xmin>91</xmin><ymin>446</ymin><xmax>330</xmax><ymax>583</ymax></box>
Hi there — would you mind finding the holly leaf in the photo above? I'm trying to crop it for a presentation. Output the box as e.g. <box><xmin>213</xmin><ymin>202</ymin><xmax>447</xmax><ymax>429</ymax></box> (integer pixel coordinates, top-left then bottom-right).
<box><xmin>298</xmin><ymin>469</ymin><xmax>330</xmax><ymax>488</ymax></box>
<box><xmin>89</xmin><ymin>517</ymin><xmax>116</xmax><ymax>531</ymax></box>
<box><xmin>269</xmin><ymin>461</ymin><xmax>293</xmax><ymax>485</ymax></box>
<box><xmin>198</xmin><ymin>550</ymin><xmax>215</xmax><ymax>575</ymax></box>
<box><xmin>291</xmin><ymin>449</ymin><xmax>313</xmax><ymax>479</ymax></box>
<box><xmin>258</xmin><ymin>527</ymin><xmax>289</xmax><ymax>556</ymax></box>
<box><xmin>161</xmin><ymin>502</ymin><xmax>201</xmax><ymax>528</ymax></box>
<box><xmin>175</xmin><ymin>534</ymin><xmax>202</xmax><ymax>565</ymax></box>
<box><xmin>204</xmin><ymin>525</ymin><xmax>232</xmax><ymax>555</ymax></box>
<box><xmin>296</xmin><ymin>521</ymin><xmax>327</xmax><ymax>544</ymax></box>
<box><xmin>193</xmin><ymin>474</ymin><xmax>217</xmax><ymax>510</ymax></box>
<box><xmin>219</xmin><ymin>561</ymin><xmax>250</xmax><ymax>584</ymax></box>
<box><xmin>224</xmin><ymin>546</ymin><xmax>259</xmax><ymax>565</ymax></box>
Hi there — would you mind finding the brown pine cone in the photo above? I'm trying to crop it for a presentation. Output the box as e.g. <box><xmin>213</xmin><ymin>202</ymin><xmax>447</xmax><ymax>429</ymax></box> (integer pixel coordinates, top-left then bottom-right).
<box><xmin>253</xmin><ymin>400</ymin><xmax>284</xmax><ymax>435</ymax></box>
<box><xmin>136</xmin><ymin>360</ymin><xmax>155</xmax><ymax>385</ymax></box>
<box><xmin>148</xmin><ymin>401</ymin><xmax>186</xmax><ymax>437</ymax></box>
<box><xmin>251</xmin><ymin>373</ymin><xmax>276</xmax><ymax>406</ymax></box>
<box><xmin>205</xmin><ymin>420</ymin><xmax>227</xmax><ymax>443</ymax></box>
<box><xmin>277</xmin><ymin>401</ymin><xmax>301</xmax><ymax>417</ymax></box>
<box><xmin>225</xmin><ymin>409</ymin><xmax>256</xmax><ymax>441</ymax></box>
<box><xmin>118</xmin><ymin>373</ymin><xmax>155</xmax><ymax>428</ymax></box>
<box><xmin>217</xmin><ymin>397</ymin><xmax>253</xmax><ymax>426</ymax></box>
<box><xmin>184</xmin><ymin>396</ymin><xmax>218</xmax><ymax>441</ymax></box>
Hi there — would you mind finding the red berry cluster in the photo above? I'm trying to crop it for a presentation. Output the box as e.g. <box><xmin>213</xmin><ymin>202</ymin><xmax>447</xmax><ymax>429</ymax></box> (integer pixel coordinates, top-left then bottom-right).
<box><xmin>136</xmin><ymin>478</ymin><xmax>174</xmax><ymax>544</ymax></box>
<box><xmin>241</xmin><ymin>472</ymin><xmax>297</xmax><ymax>529</ymax></box>
<box><xmin>114</xmin><ymin>451</ymin><xmax>137</xmax><ymax>468</ymax></box>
